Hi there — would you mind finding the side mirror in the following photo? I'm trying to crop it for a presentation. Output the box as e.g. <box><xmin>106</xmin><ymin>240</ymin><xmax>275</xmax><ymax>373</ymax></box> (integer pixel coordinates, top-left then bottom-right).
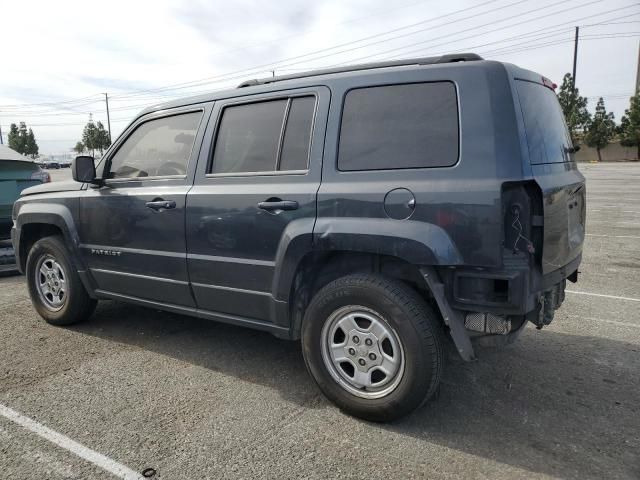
<box><xmin>72</xmin><ymin>155</ymin><xmax>97</xmax><ymax>183</ymax></box>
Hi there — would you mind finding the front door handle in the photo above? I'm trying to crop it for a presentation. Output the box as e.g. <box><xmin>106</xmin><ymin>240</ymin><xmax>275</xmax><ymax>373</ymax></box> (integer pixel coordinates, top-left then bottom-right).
<box><xmin>257</xmin><ymin>199</ymin><xmax>299</xmax><ymax>211</ymax></box>
<box><xmin>145</xmin><ymin>199</ymin><xmax>176</xmax><ymax>211</ymax></box>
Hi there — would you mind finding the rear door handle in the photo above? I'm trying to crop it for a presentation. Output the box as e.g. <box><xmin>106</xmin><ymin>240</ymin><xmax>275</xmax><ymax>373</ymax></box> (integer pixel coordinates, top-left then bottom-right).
<box><xmin>257</xmin><ymin>200</ymin><xmax>299</xmax><ymax>211</ymax></box>
<box><xmin>145</xmin><ymin>200</ymin><xmax>176</xmax><ymax>211</ymax></box>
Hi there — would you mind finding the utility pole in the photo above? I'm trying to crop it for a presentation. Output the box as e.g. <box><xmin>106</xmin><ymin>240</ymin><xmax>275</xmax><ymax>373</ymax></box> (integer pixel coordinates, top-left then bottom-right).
<box><xmin>103</xmin><ymin>93</ymin><xmax>112</xmax><ymax>140</ymax></box>
<box><xmin>633</xmin><ymin>44</ymin><xmax>640</xmax><ymax>95</ymax></box>
<box><xmin>572</xmin><ymin>26</ymin><xmax>579</xmax><ymax>91</ymax></box>
<box><xmin>0</xmin><ymin>124</ymin><xmax>3</xmax><ymax>145</ymax></box>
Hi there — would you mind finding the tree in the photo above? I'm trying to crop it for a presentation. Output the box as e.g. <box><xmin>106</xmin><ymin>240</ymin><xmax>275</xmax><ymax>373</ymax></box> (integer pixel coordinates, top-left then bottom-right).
<box><xmin>79</xmin><ymin>118</ymin><xmax>111</xmax><ymax>157</ymax></box>
<box><xmin>584</xmin><ymin>97</ymin><xmax>616</xmax><ymax>162</ymax></box>
<box><xmin>25</xmin><ymin>128</ymin><xmax>39</xmax><ymax>158</ymax></box>
<box><xmin>619</xmin><ymin>90</ymin><xmax>640</xmax><ymax>160</ymax></box>
<box><xmin>73</xmin><ymin>142</ymin><xmax>85</xmax><ymax>155</ymax></box>
<box><xmin>82</xmin><ymin>120</ymin><xmax>98</xmax><ymax>156</ymax></box>
<box><xmin>7</xmin><ymin>123</ymin><xmax>21</xmax><ymax>153</ymax></box>
<box><xmin>95</xmin><ymin>121</ymin><xmax>111</xmax><ymax>155</ymax></box>
<box><xmin>557</xmin><ymin>73</ymin><xmax>591</xmax><ymax>145</ymax></box>
<box><xmin>7</xmin><ymin>122</ymin><xmax>38</xmax><ymax>156</ymax></box>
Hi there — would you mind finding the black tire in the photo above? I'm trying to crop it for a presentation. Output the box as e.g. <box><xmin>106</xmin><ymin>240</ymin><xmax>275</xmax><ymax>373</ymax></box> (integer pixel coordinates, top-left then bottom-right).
<box><xmin>301</xmin><ymin>274</ymin><xmax>444</xmax><ymax>422</ymax></box>
<box><xmin>26</xmin><ymin>235</ymin><xmax>97</xmax><ymax>326</ymax></box>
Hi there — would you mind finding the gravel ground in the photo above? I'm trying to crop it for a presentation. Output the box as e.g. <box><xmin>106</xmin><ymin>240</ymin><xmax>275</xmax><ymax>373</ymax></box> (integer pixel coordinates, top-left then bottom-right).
<box><xmin>0</xmin><ymin>162</ymin><xmax>638</xmax><ymax>479</ymax></box>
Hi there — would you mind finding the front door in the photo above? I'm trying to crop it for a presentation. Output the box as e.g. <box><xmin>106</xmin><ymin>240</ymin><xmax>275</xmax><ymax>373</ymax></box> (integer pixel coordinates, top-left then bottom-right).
<box><xmin>186</xmin><ymin>87</ymin><xmax>329</xmax><ymax>324</ymax></box>
<box><xmin>78</xmin><ymin>106</ymin><xmax>210</xmax><ymax>307</ymax></box>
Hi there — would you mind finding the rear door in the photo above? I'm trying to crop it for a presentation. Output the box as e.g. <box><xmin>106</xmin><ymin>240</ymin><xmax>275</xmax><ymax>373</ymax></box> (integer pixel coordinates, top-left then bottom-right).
<box><xmin>515</xmin><ymin>79</ymin><xmax>586</xmax><ymax>274</ymax></box>
<box><xmin>78</xmin><ymin>105</ymin><xmax>210</xmax><ymax>306</ymax></box>
<box><xmin>186</xmin><ymin>87</ymin><xmax>329</xmax><ymax>324</ymax></box>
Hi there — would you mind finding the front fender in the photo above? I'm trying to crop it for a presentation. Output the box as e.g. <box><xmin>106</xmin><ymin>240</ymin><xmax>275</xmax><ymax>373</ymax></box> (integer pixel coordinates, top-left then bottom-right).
<box><xmin>313</xmin><ymin>218</ymin><xmax>463</xmax><ymax>266</ymax></box>
<box><xmin>13</xmin><ymin>201</ymin><xmax>85</xmax><ymax>272</ymax></box>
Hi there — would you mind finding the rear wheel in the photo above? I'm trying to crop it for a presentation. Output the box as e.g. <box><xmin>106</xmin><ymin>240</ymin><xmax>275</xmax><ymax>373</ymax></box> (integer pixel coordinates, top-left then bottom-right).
<box><xmin>302</xmin><ymin>274</ymin><xmax>444</xmax><ymax>422</ymax></box>
<box><xmin>26</xmin><ymin>235</ymin><xmax>96</xmax><ymax>325</ymax></box>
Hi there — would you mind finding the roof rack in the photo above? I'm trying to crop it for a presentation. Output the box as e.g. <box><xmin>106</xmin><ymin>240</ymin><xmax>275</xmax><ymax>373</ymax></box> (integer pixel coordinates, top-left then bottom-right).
<box><xmin>237</xmin><ymin>53</ymin><xmax>483</xmax><ymax>88</ymax></box>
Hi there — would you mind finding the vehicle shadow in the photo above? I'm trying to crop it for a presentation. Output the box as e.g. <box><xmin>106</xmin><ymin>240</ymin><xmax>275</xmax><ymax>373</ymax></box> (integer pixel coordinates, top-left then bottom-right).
<box><xmin>71</xmin><ymin>301</ymin><xmax>639</xmax><ymax>480</ymax></box>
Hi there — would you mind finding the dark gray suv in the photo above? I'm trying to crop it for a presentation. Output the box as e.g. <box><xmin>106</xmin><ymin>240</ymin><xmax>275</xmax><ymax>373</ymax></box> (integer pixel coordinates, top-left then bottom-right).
<box><xmin>11</xmin><ymin>54</ymin><xmax>585</xmax><ymax>421</ymax></box>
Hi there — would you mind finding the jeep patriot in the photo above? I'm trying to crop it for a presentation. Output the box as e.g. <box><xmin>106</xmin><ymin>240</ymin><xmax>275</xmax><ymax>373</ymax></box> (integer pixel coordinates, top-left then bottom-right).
<box><xmin>12</xmin><ymin>54</ymin><xmax>585</xmax><ymax>421</ymax></box>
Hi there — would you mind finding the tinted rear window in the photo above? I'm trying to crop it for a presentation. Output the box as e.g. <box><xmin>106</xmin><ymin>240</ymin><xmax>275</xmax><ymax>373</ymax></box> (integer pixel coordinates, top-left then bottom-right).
<box><xmin>279</xmin><ymin>96</ymin><xmax>315</xmax><ymax>171</ymax></box>
<box><xmin>211</xmin><ymin>100</ymin><xmax>287</xmax><ymax>174</ymax></box>
<box><xmin>338</xmin><ymin>82</ymin><xmax>459</xmax><ymax>171</ymax></box>
<box><xmin>210</xmin><ymin>96</ymin><xmax>316</xmax><ymax>174</ymax></box>
<box><xmin>516</xmin><ymin>80</ymin><xmax>572</xmax><ymax>164</ymax></box>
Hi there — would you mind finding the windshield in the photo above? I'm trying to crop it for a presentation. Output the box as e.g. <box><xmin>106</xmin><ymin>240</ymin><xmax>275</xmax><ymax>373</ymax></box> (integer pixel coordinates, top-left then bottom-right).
<box><xmin>516</xmin><ymin>80</ymin><xmax>572</xmax><ymax>164</ymax></box>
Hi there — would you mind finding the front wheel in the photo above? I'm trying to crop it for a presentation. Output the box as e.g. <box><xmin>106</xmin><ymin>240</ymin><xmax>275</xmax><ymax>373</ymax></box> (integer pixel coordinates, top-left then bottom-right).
<box><xmin>301</xmin><ymin>274</ymin><xmax>444</xmax><ymax>422</ymax></box>
<box><xmin>26</xmin><ymin>235</ymin><xmax>97</xmax><ymax>326</ymax></box>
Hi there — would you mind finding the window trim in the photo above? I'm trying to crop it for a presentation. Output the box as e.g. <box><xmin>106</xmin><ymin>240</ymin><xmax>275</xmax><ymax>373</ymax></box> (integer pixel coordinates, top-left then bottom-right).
<box><xmin>336</xmin><ymin>81</ymin><xmax>461</xmax><ymax>173</ymax></box>
<box><xmin>206</xmin><ymin>93</ymin><xmax>317</xmax><ymax>178</ymax></box>
<box><xmin>102</xmin><ymin>107</ymin><xmax>206</xmax><ymax>183</ymax></box>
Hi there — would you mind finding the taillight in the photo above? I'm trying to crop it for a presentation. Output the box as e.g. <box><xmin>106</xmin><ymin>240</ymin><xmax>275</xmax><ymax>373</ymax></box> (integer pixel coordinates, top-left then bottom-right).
<box><xmin>542</xmin><ymin>76</ymin><xmax>557</xmax><ymax>91</ymax></box>
<box><xmin>502</xmin><ymin>182</ymin><xmax>543</xmax><ymax>262</ymax></box>
<box><xmin>31</xmin><ymin>170</ymin><xmax>51</xmax><ymax>183</ymax></box>
<box><xmin>436</xmin><ymin>210</ymin><xmax>456</xmax><ymax>227</ymax></box>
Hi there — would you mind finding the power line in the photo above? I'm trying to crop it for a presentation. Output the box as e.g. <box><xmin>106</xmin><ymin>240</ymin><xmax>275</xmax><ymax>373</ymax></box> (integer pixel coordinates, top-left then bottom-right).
<box><xmin>0</xmin><ymin>0</ymin><xmax>441</xmax><ymax>110</ymax></box>
<box><xmin>382</xmin><ymin>8</ymin><xmax>639</xmax><ymax>63</ymax></box>
<box><xmin>107</xmin><ymin>0</ymin><xmax>507</xmax><ymax>99</ymax></box>
<box><xmin>582</xmin><ymin>20</ymin><xmax>640</xmax><ymax>27</ymax></box>
<box><xmin>482</xmin><ymin>32</ymin><xmax>640</xmax><ymax>56</ymax></box>
<box><xmin>0</xmin><ymin>94</ymin><xmax>102</xmax><ymax>110</ymax></box>
<box><xmin>334</xmin><ymin>0</ymin><xmax>617</xmax><ymax>65</ymax></box>
<box><xmin>3</xmin><ymin>0</ymin><xmax>637</xmax><ymax>128</ymax></box>
<box><xmin>110</xmin><ymin>0</ymin><xmax>588</xmax><ymax>99</ymax></box>
<box><xmin>0</xmin><ymin>0</ymin><xmax>621</xmax><ymax>114</ymax></box>
<box><xmin>358</xmin><ymin>4</ymin><xmax>638</xmax><ymax>64</ymax></box>
<box><xmin>484</xmin><ymin>32</ymin><xmax>640</xmax><ymax>56</ymax></box>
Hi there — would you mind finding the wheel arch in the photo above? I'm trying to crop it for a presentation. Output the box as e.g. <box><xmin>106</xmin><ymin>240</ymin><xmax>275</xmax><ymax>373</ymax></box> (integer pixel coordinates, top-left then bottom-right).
<box><xmin>14</xmin><ymin>203</ymin><xmax>84</xmax><ymax>273</ymax></box>
<box><xmin>272</xmin><ymin>216</ymin><xmax>464</xmax><ymax>304</ymax></box>
<box><xmin>273</xmin><ymin>216</ymin><xmax>464</xmax><ymax>340</ymax></box>
<box><xmin>287</xmin><ymin>250</ymin><xmax>437</xmax><ymax>340</ymax></box>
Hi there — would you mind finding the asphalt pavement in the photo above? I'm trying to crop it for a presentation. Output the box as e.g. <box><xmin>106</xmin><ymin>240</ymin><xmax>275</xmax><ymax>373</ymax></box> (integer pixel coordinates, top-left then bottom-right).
<box><xmin>0</xmin><ymin>162</ymin><xmax>638</xmax><ymax>479</ymax></box>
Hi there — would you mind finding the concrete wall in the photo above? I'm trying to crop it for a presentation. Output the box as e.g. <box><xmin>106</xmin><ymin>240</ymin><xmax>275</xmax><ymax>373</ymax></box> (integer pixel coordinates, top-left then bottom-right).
<box><xmin>575</xmin><ymin>141</ymin><xmax>638</xmax><ymax>162</ymax></box>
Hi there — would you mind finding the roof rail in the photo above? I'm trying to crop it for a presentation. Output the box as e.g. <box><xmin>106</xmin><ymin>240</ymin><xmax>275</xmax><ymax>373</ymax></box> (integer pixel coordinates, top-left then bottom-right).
<box><xmin>237</xmin><ymin>53</ymin><xmax>483</xmax><ymax>88</ymax></box>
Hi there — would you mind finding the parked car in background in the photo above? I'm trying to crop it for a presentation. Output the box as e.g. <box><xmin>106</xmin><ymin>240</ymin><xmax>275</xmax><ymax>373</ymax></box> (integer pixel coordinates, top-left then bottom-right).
<box><xmin>0</xmin><ymin>145</ymin><xmax>50</xmax><ymax>240</ymax></box>
<box><xmin>44</xmin><ymin>161</ymin><xmax>61</xmax><ymax>169</ymax></box>
<box><xmin>59</xmin><ymin>159</ymin><xmax>72</xmax><ymax>168</ymax></box>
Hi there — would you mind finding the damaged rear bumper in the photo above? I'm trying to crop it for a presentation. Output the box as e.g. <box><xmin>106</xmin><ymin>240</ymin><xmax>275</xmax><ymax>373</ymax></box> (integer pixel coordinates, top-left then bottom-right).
<box><xmin>421</xmin><ymin>254</ymin><xmax>581</xmax><ymax>361</ymax></box>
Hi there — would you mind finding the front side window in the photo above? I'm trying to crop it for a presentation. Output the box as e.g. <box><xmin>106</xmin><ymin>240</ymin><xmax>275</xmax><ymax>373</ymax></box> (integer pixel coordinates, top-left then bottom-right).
<box><xmin>108</xmin><ymin>111</ymin><xmax>202</xmax><ymax>179</ymax></box>
<box><xmin>210</xmin><ymin>95</ymin><xmax>316</xmax><ymax>174</ymax></box>
<box><xmin>338</xmin><ymin>82</ymin><xmax>459</xmax><ymax>171</ymax></box>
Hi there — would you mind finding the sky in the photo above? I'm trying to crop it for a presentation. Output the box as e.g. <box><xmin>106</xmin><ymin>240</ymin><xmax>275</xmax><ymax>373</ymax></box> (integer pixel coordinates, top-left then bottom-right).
<box><xmin>0</xmin><ymin>0</ymin><xmax>638</xmax><ymax>156</ymax></box>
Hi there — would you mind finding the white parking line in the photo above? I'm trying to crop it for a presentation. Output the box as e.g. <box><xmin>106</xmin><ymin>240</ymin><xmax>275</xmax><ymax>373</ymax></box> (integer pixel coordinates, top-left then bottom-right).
<box><xmin>0</xmin><ymin>404</ymin><xmax>143</xmax><ymax>480</ymax></box>
<box><xmin>589</xmin><ymin>209</ymin><xmax>640</xmax><ymax>213</ymax></box>
<box><xmin>576</xmin><ymin>316</ymin><xmax>640</xmax><ymax>329</ymax></box>
<box><xmin>586</xmin><ymin>234</ymin><xmax>640</xmax><ymax>239</ymax></box>
<box><xmin>588</xmin><ymin>221</ymin><xmax>640</xmax><ymax>227</ymax></box>
<box><xmin>566</xmin><ymin>290</ymin><xmax>640</xmax><ymax>303</ymax></box>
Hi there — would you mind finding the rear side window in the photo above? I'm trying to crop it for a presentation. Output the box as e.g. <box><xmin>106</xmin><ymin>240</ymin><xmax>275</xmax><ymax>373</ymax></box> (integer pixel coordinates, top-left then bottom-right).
<box><xmin>338</xmin><ymin>82</ymin><xmax>459</xmax><ymax>171</ymax></box>
<box><xmin>211</xmin><ymin>95</ymin><xmax>316</xmax><ymax>174</ymax></box>
<box><xmin>279</xmin><ymin>97</ymin><xmax>315</xmax><ymax>171</ymax></box>
<box><xmin>516</xmin><ymin>80</ymin><xmax>572</xmax><ymax>164</ymax></box>
<box><xmin>108</xmin><ymin>112</ymin><xmax>202</xmax><ymax>179</ymax></box>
